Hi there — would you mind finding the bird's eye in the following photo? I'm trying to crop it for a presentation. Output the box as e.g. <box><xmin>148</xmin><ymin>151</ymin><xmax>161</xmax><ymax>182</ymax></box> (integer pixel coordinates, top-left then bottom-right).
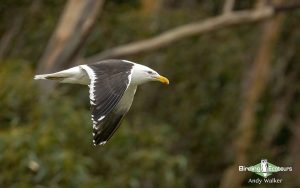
<box><xmin>147</xmin><ymin>71</ymin><xmax>154</xmax><ymax>74</ymax></box>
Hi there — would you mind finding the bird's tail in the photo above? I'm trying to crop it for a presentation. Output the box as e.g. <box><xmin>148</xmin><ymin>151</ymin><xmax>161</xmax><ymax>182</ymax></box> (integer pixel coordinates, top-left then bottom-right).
<box><xmin>34</xmin><ymin>67</ymin><xmax>78</xmax><ymax>80</ymax></box>
<box><xmin>34</xmin><ymin>73</ymin><xmax>65</xmax><ymax>80</ymax></box>
<box><xmin>34</xmin><ymin>74</ymin><xmax>47</xmax><ymax>80</ymax></box>
<box><xmin>34</xmin><ymin>66</ymin><xmax>89</xmax><ymax>84</ymax></box>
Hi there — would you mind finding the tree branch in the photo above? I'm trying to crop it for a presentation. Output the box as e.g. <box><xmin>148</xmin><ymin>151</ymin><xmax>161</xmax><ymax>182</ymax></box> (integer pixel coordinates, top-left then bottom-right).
<box><xmin>85</xmin><ymin>7</ymin><xmax>274</xmax><ymax>63</ymax></box>
<box><xmin>223</xmin><ymin>0</ymin><xmax>235</xmax><ymax>14</ymax></box>
<box><xmin>84</xmin><ymin>1</ymin><xmax>300</xmax><ymax>64</ymax></box>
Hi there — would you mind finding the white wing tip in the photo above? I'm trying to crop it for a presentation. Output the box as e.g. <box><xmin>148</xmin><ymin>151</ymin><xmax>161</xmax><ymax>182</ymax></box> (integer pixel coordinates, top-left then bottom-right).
<box><xmin>93</xmin><ymin>140</ymin><xmax>107</xmax><ymax>146</ymax></box>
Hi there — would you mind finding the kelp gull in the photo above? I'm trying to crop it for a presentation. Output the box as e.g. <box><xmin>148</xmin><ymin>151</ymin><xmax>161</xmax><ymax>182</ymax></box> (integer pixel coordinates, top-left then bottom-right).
<box><xmin>34</xmin><ymin>59</ymin><xmax>169</xmax><ymax>146</ymax></box>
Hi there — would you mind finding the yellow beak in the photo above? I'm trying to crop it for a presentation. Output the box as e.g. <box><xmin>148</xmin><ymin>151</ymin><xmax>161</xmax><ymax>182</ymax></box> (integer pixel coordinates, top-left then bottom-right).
<box><xmin>155</xmin><ymin>75</ymin><xmax>169</xmax><ymax>85</ymax></box>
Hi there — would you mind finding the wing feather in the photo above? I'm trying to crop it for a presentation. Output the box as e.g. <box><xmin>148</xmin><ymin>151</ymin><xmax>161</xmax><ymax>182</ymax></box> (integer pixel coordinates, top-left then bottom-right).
<box><xmin>80</xmin><ymin>60</ymin><xmax>134</xmax><ymax>145</ymax></box>
<box><xmin>93</xmin><ymin>110</ymin><xmax>125</xmax><ymax>145</ymax></box>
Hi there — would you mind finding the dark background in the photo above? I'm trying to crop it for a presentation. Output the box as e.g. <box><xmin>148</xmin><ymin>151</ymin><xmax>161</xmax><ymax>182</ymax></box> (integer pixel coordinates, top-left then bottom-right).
<box><xmin>0</xmin><ymin>0</ymin><xmax>299</xmax><ymax>187</ymax></box>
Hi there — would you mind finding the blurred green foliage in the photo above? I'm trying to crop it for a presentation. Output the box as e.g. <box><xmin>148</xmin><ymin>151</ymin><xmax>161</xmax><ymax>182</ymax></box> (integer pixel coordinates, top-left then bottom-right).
<box><xmin>0</xmin><ymin>60</ymin><xmax>188</xmax><ymax>187</ymax></box>
<box><xmin>0</xmin><ymin>0</ymin><xmax>300</xmax><ymax>187</ymax></box>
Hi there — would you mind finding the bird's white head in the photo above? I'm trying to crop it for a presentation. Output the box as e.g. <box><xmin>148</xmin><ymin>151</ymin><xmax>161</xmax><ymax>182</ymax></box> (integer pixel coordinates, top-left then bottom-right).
<box><xmin>130</xmin><ymin>63</ymin><xmax>169</xmax><ymax>85</ymax></box>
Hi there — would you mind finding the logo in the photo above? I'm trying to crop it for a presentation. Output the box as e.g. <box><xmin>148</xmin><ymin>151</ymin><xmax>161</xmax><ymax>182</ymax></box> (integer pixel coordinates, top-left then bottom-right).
<box><xmin>239</xmin><ymin>159</ymin><xmax>292</xmax><ymax>184</ymax></box>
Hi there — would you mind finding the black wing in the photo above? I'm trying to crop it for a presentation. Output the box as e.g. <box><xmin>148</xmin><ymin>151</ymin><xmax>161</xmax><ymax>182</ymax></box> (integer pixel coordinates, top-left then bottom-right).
<box><xmin>93</xmin><ymin>110</ymin><xmax>126</xmax><ymax>145</ymax></box>
<box><xmin>81</xmin><ymin>60</ymin><xmax>133</xmax><ymax>145</ymax></box>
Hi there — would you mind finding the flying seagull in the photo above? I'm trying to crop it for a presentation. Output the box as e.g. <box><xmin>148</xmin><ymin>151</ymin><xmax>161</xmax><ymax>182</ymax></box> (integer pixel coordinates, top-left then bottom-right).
<box><xmin>34</xmin><ymin>59</ymin><xmax>169</xmax><ymax>146</ymax></box>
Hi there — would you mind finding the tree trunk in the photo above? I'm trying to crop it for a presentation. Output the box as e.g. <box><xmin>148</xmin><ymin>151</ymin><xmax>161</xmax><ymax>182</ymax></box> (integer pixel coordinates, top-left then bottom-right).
<box><xmin>219</xmin><ymin>3</ymin><xmax>285</xmax><ymax>188</ymax></box>
<box><xmin>37</xmin><ymin>0</ymin><xmax>105</xmax><ymax>74</ymax></box>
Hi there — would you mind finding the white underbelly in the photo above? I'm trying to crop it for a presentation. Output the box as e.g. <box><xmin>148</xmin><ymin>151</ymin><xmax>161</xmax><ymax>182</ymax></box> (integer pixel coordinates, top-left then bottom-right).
<box><xmin>116</xmin><ymin>85</ymin><xmax>137</xmax><ymax>112</ymax></box>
